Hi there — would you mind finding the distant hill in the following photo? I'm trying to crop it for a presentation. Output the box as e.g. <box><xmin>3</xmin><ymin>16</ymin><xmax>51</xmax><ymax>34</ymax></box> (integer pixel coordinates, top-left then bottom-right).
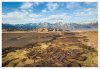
<box><xmin>2</xmin><ymin>22</ymin><xmax>98</xmax><ymax>31</ymax></box>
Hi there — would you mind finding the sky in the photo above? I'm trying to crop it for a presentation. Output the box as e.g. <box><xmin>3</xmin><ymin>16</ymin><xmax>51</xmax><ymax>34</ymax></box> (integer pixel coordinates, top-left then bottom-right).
<box><xmin>2</xmin><ymin>2</ymin><xmax>98</xmax><ymax>24</ymax></box>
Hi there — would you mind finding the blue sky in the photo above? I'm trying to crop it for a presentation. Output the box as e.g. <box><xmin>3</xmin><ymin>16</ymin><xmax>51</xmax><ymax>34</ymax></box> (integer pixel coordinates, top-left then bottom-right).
<box><xmin>2</xmin><ymin>2</ymin><xmax>98</xmax><ymax>24</ymax></box>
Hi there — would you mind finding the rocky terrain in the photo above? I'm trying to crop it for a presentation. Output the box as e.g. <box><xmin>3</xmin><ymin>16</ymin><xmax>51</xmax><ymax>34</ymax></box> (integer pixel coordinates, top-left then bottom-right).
<box><xmin>2</xmin><ymin>30</ymin><xmax>98</xmax><ymax>67</ymax></box>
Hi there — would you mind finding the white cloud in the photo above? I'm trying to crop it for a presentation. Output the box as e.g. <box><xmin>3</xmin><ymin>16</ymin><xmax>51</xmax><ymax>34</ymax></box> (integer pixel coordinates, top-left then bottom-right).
<box><xmin>85</xmin><ymin>2</ymin><xmax>92</xmax><ymax>5</ymax></box>
<box><xmin>46</xmin><ymin>3</ymin><xmax>59</xmax><ymax>12</ymax></box>
<box><xmin>74</xmin><ymin>7</ymin><xmax>98</xmax><ymax>17</ymax></box>
<box><xmin>46</xmin><ymin>13</ymin><xmax>71</xmax><ymax>23</ymax></box>
<box><xmin>2</xmin><ymin>10</ymin><xmax>71</xmax><ymax>24</ymax></box>
<box><xmin>20</xmin><ymin>2</ymin><xmax>33</xmax><ymax>9</ymax></box>
<box><xmin>3</xmin><ymin>2</ymin><xmax>44</xmax><ymax>24</ymax></box>
<box><xmin>3</xmin><ymin>11</ymin><xmax>23</xmax><ymax>18</ymax></box>
<box><xmin>85</xmin><ymin>2</ymin><xmax>94</xmax><ymax>5</ymax></box>
<box><xmin>42</xmin><ymin>9</ymin><xmax>47</xmax><ymax>13</ymax></box>
<box><xmin>28</xmin><ymin>13</ymin><xmax>43</xmax><ymax>18</ymax></box>
<box><xmin>66</xmin><ymin>2</ymin><xmax>80</xmax><ymax>9</ymax></box>
<box><xmin>85</xmin><ymin>8</ymin><xmax>93</xmax><ymax>11</ymax></box>
<box><xmin>2</xmin><ymin>10</ymin><xmax>44</xmax><ymax>24</ymax></box>
<box><xmin>41</xmin><ymin>3</ymin><xmax>59</xmax><ymax>13</ymax></box>
<box><xmin>34</xmin><ymin>2</ymin><xmax>39</xmax><ymax>6</ymax></box>
<box><xmin>85</xmin><ymin>2</ymin><xmax>97</xmax><ymax>8</ymax></box>
<box><xmin>3</xmin><ymin>2</ymin><xmax>98</xmax><ymax>24</ymax></box>
<box><xmin>49</xmin><ymin>13</ymin><xmax>69</xmax><ymax>19</ymax></box>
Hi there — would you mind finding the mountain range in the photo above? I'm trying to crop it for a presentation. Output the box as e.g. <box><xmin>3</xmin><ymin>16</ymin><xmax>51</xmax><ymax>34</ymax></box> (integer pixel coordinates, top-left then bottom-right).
<box><xmin>2</xmin><ymin>22</ymin><xmax>98</xmax><ymax>31</ymax></box>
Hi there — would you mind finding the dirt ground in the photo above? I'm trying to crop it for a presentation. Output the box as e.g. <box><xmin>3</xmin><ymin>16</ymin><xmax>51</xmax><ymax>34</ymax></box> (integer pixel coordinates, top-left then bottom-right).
<box><xmin>2</xmin><ymin>31</ymin><xmax>98</xmax><ymax>67</ymax></box>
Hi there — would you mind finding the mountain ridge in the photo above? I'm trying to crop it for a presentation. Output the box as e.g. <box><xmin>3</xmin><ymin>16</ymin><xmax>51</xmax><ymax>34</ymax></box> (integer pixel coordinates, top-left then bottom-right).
<box><xmin>2</xmin><ymin>22</ymin><xmax>98</xmax><ymax>31</ymax></box>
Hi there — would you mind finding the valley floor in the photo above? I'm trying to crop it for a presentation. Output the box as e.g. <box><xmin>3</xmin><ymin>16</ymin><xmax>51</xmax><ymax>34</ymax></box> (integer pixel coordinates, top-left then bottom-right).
<box><xmin>2</xmin><ymin>30</ymin><xmax>98</xmax><ymax>67</ymax></box>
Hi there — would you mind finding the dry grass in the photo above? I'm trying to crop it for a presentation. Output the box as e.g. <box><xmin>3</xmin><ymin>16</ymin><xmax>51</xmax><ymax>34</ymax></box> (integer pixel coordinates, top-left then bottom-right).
<box><xmin>2</xmin><ymin>30</ymin><xmax>98</xmax><ymax>67</ymax></box>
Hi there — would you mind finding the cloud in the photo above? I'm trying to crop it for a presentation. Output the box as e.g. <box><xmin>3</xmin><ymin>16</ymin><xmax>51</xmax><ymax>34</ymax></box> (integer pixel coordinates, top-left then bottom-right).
<box><xmin>46</xmin><ymin>3</ymin><xmax>59</xmax><ymax>12</ymax></box>
<box><xmin>46</xmin><ymin>13</ymin><xmax>71</xmax><ymax>23</ymax></box>
<box><xmin>74</xmin><ymin>7</ymin><xmax>98</xmax><ymax>17</ymax></box>
<box><xmin>34</xmin><ymin>2</ymin><xmax>39</xmax><ymax>6</ymax></box>
<box><xmin>2</xmin><ymin>10</ymin><xmax>44</xmax><ymax>24</ymax></box>
<box><xmin>49</xmin><ymin>13</ymin><xmax>70</xmax><ymax>19</ymax></box>
<box><xmin>2</xmin><ymin>2</ymin><xmax>98</xmax><ymax>24</ymax></box>
<box><xmin>20</xmin><ymin>2</ymin><xmax>33</xmax><ymax>9</ymax></box>
<box><xmin>3</xmin><ymin>2</ymin><xmax>44</xmax><ymax>24</ymax></box>
<box><xmin>66</xmin><ymin>2</ymin><xmax>81</xmax><ymax>10</ymax></box>
<box><xmin>85</xmin><ymin>2</ymin><xmax>95</xmax><ymax>5</ymax></box>
<box><xmin>85</xmin><ymin>2</ymin><xmax>93</xmax><ymax>5</ymax></box>
<box><xmin>41</xmin><ymin>3</ymin><xmax>59</xmax><ymax>13</ymax></box>
<box><xmin>3</xmin><ymin>11</ymin><xmax>25</xmax><ymax>18</ymax></box>
<box><xmin>85</xmin><ymin>2</ymin><xmax>98</xmax><ymax>8</ymax></box>
<box><xmin>2</xmin><ymin>10</ymin><xmax>71</xmax><ymax>24</ymax></box>
<box><xmin>42</xmin><ymin>9</ymin><xmax>47</xmax><ymax>13</ymax></box>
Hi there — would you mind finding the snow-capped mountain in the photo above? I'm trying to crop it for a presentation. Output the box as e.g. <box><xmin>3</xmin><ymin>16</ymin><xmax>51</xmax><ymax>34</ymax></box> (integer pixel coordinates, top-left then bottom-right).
<box><xmin>2</xmin><ymin>22</ymin><xmax>98</xmax><ymax>31</ymax></box>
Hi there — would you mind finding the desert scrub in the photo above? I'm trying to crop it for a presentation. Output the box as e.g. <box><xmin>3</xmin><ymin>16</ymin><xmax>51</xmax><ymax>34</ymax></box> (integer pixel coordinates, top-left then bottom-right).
<box><xmin>26</xmin><ymin>47</ymin><xmax>42</xmax><ymax>59</ymax></box>
<box><xmin>83</xmin><ymin>39</ymin><xmax>89</xmax><ymax>42</ymax></box>
<box><xmin>33</xmin><ymin>47</ymin><xmax>85</xmax><ymax>67</ymax></box>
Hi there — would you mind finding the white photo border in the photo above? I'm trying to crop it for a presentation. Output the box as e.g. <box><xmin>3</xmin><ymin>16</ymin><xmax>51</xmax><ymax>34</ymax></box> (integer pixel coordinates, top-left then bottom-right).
<box><xmin>0</xmin><ymin>0</ymin><xmax>99</xmax><ymax>69</ymax></box>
